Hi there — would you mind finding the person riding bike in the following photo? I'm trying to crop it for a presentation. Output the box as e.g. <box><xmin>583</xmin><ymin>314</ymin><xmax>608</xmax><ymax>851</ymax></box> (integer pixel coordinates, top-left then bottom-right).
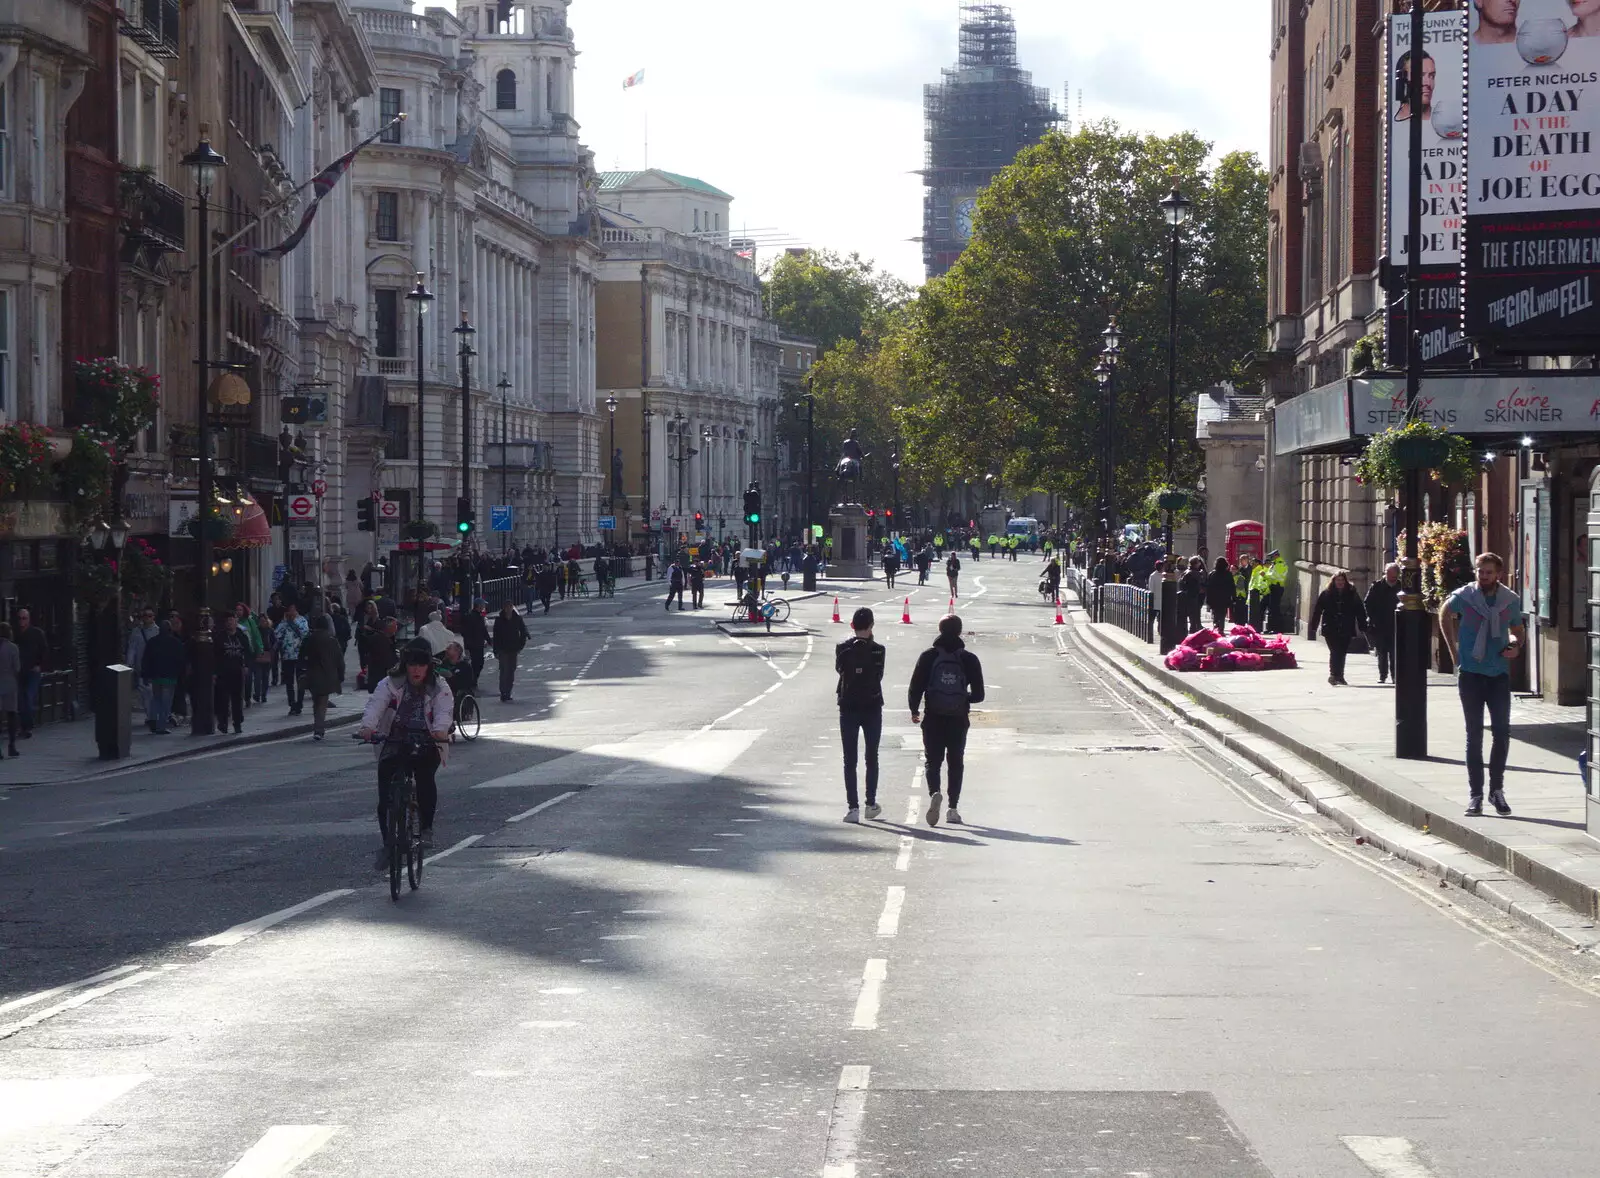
<box><xmin>439</xmin><ymin>640</ymin><xmax>477</xmax><ymax>700</ymax></box>
<box><xmin>359</xmin><ymin>639</ymin><xmax>453</xmax><ymax>869</ymax></box>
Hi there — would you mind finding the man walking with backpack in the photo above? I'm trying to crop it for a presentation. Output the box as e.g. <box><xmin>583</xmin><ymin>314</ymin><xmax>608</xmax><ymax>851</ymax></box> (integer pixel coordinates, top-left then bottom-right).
<box><xmin>836</xmin><ymin>607</ymin><xmax>886</xmax><ymax>823</ymax></box>
<box><xmin>908</xmin><ymin>614</ymin><xmax>984</xmax><ymax>826</ymax></box>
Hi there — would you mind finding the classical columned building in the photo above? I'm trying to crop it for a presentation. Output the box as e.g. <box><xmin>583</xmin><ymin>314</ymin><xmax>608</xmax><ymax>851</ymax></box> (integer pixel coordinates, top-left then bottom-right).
<box><xmin>594</xmin><ymin>169</ymin><xmax>781</xmax><ymax>546</ymax></box>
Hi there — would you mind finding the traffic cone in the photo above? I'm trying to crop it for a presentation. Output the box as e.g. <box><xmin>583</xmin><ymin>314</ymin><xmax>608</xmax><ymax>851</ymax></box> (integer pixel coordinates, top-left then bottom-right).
<box><xmin>1054</xmin><ymin>595</ymin><xmax>1065</xmax><ymax>625</ymax></box>
<box><xmin>947</xmin><ymin>595</ymin><xmax>955</xmax><ymax>616</ymax></box>
<box><xmin>832</xmin><ymin>596</ymin><xmax>842</xmax><ymax>624</ymax></box>
<box><xmin>901</xmin><ymin>596</ymin><xmax>912</xmax><ymax>624</ymax></box>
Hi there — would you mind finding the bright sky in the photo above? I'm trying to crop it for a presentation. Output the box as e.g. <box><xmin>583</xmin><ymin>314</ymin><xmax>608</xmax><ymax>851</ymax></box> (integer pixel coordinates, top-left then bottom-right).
<box><xmin>563</xmin><ymin>0</ymin><xmax>1266</xmax><ymax>286</ymax></box>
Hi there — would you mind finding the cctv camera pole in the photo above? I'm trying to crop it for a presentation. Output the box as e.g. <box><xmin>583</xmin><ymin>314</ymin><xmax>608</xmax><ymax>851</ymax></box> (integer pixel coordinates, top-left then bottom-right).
<box><xmin>1395</xmin><ymin>0</ymin><xmax>1428</xmax><ymax>759</ymax></box>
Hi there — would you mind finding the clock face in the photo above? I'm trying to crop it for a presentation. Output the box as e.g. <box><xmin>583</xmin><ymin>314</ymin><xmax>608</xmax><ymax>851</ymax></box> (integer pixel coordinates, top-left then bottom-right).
<box><xmin>954</xmin><ymin>197</ymin><xmax>977</xmax><ymax>242</ymax></box>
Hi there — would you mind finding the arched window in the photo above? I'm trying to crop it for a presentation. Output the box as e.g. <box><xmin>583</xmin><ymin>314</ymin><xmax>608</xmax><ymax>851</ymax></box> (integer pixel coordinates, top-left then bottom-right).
<box><xmin>496</xmin><ymin>69</ymin><xmax>517</xmax><ymax>110</ymax></box>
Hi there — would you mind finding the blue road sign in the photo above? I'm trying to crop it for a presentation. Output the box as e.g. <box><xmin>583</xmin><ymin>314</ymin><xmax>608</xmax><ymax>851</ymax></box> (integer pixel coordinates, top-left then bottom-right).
<box><xmin>490</xmin><ymin>505</ymin><xmax>513</xmax><ymax>533</ymax></box>
<box><xmin>597</xmin><ymin>515</ymin><xmax>617</xmax><ymax>530</ymax></box>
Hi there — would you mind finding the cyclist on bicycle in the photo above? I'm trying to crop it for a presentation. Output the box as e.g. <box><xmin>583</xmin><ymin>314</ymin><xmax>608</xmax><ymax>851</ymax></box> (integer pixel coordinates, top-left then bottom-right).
<box><xmin>358</xmin><ymin>639</ymin><xmax>454</xmax><ymax>868</ymax></box>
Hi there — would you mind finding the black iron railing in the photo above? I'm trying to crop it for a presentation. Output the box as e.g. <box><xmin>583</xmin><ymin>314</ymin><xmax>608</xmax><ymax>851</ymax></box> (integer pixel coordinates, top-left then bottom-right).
<box><xmin>119</xmin><ymin>0</ymin><xmax>179</xmax><ymax>57</ymax></box>
<box><xmin>120</xmin><ymin>167</ymin><xmax>186</xmax><ymax>252</ymax></box>
<box><xmin>1094</xmin><ymin>582</ymin><xmax>1154</xmax><ymax>643</ymax></box>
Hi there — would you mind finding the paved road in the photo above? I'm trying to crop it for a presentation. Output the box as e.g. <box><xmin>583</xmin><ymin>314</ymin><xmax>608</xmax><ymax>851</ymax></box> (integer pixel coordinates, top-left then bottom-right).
<box><xmin>3</xmin><ymin>557</ymin><xmax>1600</xmax><ymax>1176</ymax></box>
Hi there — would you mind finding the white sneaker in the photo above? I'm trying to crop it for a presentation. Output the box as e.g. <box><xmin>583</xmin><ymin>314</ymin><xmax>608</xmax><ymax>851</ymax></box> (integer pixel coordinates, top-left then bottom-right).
<box><xmin>926</xmin><ymin>791</ymin><xmax>943</xmax><ymax>826</ymax></box>
<box><xmin>946</xmin><ymin>807</ymin><xmax>963</xmax><ymax>825</ymax></box>
<box><xmin>864</xmin><ymin>803</ymin><xmax>882</xmax><ymax>820</ymax></box>
<box><xmin>844</xmin><ymin>808</ymin><xmax>861</xmax><ymax>823</ymax></box>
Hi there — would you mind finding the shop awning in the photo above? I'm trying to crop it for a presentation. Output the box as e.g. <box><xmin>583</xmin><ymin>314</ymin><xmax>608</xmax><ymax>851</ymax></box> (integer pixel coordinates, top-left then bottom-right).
<box><xmin>216</xmin><ymin>497</ymin><xmax>271</xmax><ymax>549</ymax></box>
<box><xmin>1275</xmin><ymin>371</ymin><xmax>1600</xmax><ymax>456</ymax></box>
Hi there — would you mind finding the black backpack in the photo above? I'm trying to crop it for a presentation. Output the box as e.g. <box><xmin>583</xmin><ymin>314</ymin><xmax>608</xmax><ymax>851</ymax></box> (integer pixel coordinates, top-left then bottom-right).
<box><xmin>924</xmin><ymin>648</ymin><xmax>968</xmax><ymax>716</ymax></box>
<box><xmin>837</xmin><ymin>640</ymin><xmax>881</xmax><ymax>708</ymax></box>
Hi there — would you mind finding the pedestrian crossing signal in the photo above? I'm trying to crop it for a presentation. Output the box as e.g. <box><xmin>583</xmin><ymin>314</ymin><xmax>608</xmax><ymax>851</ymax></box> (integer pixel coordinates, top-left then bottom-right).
<box><xmin>743</xmin><ymin>483</ymin><xmax>761</xmax><ymax>525</ymax></box>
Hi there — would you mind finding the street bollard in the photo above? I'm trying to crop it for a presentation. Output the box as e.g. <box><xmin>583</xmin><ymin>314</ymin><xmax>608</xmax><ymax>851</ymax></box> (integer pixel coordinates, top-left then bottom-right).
<box><xmin>95</xmin><ymin>663</ymin><xmax>134</xmax><ymax>760</ymax></box>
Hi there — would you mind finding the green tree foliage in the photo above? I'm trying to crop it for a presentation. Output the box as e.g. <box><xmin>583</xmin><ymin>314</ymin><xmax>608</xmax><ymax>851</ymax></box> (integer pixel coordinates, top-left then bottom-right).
<box><xmin>903</xmin><ymin>123</ymin><xmax>1267</xmax><ymax>518</ymax></box>
<box><xmin>762</xmin><ymin>249</ymin><xmax>912</xmax><ymax>352</ymax></box>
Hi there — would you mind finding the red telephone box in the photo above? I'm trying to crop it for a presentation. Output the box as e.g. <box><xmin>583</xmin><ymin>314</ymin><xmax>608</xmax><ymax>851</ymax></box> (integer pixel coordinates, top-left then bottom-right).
<box><xmin>1225</xmin><ymin>520</ymin><xmax>1265</xmax><ymax>566</ymax></box>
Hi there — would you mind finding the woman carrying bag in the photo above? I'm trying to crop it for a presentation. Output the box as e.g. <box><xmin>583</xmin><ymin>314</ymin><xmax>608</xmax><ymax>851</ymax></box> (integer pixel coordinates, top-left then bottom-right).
<box><xmin>1309</xmin><ymin>570</ymin><xmax>1368</xmax><ymax>686</ymax></box>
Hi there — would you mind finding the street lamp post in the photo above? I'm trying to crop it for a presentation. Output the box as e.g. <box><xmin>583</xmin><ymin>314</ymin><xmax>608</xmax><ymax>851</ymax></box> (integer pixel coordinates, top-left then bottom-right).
<box><xmin>701</xmin><ymin>425</ymin><xmax>714</xmax><ymax>531</ymax></box>
<box><xmin>552</xmin><ymin>497</ymin><xmax>562</xmax><ymax>551</ymax></box>
<box><xmin>1396</xmin><ymin>0</ymin><xmax>1429</xmax><ymax>758</ymax></box>
<box><xmin>641</xmin><ymin>405</ymin><xmax>655</xmax><ymax>566</ymax></box>
<box><xmin>891</xmin><ymin>441</ymin><xmax>901</xmax><ymax>537</ymax></box>
<box><xmin>454</xmin><ymin>313</ymin><xmax>476</xmax><ymax>569</ymax></box>
<box><xmin>1094</xmin><ymin>319</ymin><xmax>1121</xmax><ymax>561</ymax></box>
<box><xmin>497</xmin><ymin>373</ymin><xmax>511</xmax><ymax>556</ymax></box>
<box><xmin>181</xmin><ymin>126</ymin><xmax>226</xmax><ymax>736</ymax></box>
<box><xmin>793</xmin><ymin>392</ymin><xmax>815</xmax><ymax>546</ymax></box>
<box><xmin>1158</xmin><ymin>184</ymin><xmax>1193</xmax><ymax>654</ymax></box>
<box><xmin>605</xmin><ymin>394</ymin><xmax>619</xmax><ymax>549</ymax></box>
<box><xmin>405</xmin><ymin>274</ymin><xmax>434</xmax><ymax>604</ymax></box>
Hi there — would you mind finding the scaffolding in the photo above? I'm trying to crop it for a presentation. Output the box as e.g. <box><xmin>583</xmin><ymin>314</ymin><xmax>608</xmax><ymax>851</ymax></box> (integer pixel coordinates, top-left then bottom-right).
<box><xmin>922</xmin><ymin>3</ymin><xmax>1059</xmax><ymax>278</ymax></box>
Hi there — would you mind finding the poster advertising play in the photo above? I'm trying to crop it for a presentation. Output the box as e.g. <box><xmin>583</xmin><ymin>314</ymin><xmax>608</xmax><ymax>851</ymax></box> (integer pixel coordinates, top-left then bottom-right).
<box><xmin>1386</xmin><ymin>12</ymin><xmax>1470</xmax><ymax>365</ymax></box>
<box><xmin>1464</xmin><ymin>0</ymin><xmax>1600</xmax><ymax>344</ymax></box>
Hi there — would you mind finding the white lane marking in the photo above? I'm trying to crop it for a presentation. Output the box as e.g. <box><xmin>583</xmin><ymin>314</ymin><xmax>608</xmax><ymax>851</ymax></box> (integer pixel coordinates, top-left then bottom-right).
<box><xmin>220</xmin><ymin>1125</ymin><xmax>341</xmax><ymax>1178</ymax></box>
<box><xmin>506</xmin><ymin>791</ymin><xmax>578</xmax><ymax>823</ymax></box>
<box><xmin>0</xmin><ymin>963</ymin><xmax>142</xmax><ymax>1017</ymax></box>
<box><xmin>822</xmin><ymin>1065</ymin><xmax>871</xmax><ymax>1178</ymax></box>
<box><xmin>904</xmin><ymin>795</ymin><xmax>920</xmax><ymax>823</ymax></box>
<box><xmin>1341</xmin><ymin>1137</ymin><xmax>1440</xmax><ymax>1177</ymax></box>
<box><xmin>475</xmin><ymin>730</ymin><xmax>763</xmax><ymax>788</ymax></box>
<box><xmin>894</xmin><ymin>835</ymin><xmax>913</xmax><ymax>872</ymax></box>
<box><xmin>539</xmin><ymin>986</ymin><xmax>585</xmax><ymax>995</ymax></box>
<box><xmin>0</xmin><ymin>972</ymin><xmax>160</xmax><ymax>1041</ymax></box>
<box><xmin>425</xmin><ymin>834</ymin><xmax>482</xmax><ymax>864</ymax></box>
<box><xmin>566</xmin><ymin>637</ymin><xmax>612</xmax><ymax>688</ymax></box>
<box><xmin>190</xmin><ymin>891</ymin><xmax>354</xmax><ymax>949</ymax></box>
<box><xmin>876</xmin><ymin>886</ymin><xmax>906</xmax><ymax>937</ymax></box>
<box><xmin>521</xmin><ymin>1020</ymin><xmax>577</xmax><ymax>1029</ymax></box>
<box><xmin>0</xmin><ymin>1073</ymin><xmax>151</xmax><ymax>1138</ymax></box>
<box><xmin>851</xmin><ymin>958</ymin><xmax>888</xmax><ymax>1029</ymax></box>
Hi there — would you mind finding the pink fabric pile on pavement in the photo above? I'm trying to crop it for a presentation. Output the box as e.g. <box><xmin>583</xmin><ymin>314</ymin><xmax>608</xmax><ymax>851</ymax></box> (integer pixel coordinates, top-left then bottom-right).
<box><xmin>1163</xmin><ymin>625</ymin><xmax>1297</xmax><ymax>672</ymax></box>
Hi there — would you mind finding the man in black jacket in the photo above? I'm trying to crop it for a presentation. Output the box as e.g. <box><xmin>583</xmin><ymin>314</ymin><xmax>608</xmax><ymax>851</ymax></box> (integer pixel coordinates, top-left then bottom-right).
<box><xmin>212</xmin><ymin>613</ymin><xmax>249</xmax><ymax>734</ymax></box>
<box><xmin>908</xmin><ymin>614</ymin><xmax>985</xmax><ymax>826</ymax></box>
<box><xmin>836</xmin><ymin>607</ymin><xmax>887</xmax><ymax>823</ymax></box>
<box><xmin>492</xmin><ymin>602</ymin><xmax>528</xmax><ymax>701</ymax></box>
<box><xmin>1364</xmin><ymin>562</ymin><xmax>1401</xmax><ymax>684</ymax></box>
<box><xmin>459</xmin><ymin>600</ymin><xmax>490</xmax><ymax>678</ymax></box>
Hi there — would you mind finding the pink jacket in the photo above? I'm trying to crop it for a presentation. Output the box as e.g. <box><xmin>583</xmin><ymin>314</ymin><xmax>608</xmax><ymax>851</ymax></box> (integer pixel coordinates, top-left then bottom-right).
<box><xmin>360</xmin><ymin>673</ymin><xmax>454</xmax><ymax>765</ymax></box>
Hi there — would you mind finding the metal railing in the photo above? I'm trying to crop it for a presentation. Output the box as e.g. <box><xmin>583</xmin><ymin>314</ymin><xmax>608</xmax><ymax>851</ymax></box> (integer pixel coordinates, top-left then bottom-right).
<box><xmin>1093</xmin><ymin>582</ymin><xmax>1154</xmax><ymax>643</ymax></box>
<box><xmin>1066</xmin><ymin>565</ymin><xmax>1091</xmax><ymax>610</ymax></box>
<box><xmin>479</xmin><ymin>575</ymin><xmax>523</xmax><ymax>614</ymax></box>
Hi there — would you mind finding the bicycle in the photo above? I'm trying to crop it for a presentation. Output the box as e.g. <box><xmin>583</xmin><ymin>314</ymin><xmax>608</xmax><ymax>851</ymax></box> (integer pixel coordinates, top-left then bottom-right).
<box><xmin>355</xmin><ymin>733</ymin><xmax>436</xmax><ymax>901</ymax></box>
<box><xmin>731</xmin><ymin>591</ymin><xmax>790</xmax><ymax>625</ymax></box>
<box><xmin>574</xmin><ymin>576</ymin><xmax>591</xmax><ymax>598</ymax></box>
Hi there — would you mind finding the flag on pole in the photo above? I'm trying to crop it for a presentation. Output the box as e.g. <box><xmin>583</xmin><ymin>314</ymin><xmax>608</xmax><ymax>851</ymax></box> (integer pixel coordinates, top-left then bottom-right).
<box><xmin>623</xmin><ymin>68</ymin><xmax>645</xmax><ymax>89</ymax></box>
<box><xmin>238</xmin><ymin>115</ymin><xmax>403</xmax><ymax>259</ymax></box>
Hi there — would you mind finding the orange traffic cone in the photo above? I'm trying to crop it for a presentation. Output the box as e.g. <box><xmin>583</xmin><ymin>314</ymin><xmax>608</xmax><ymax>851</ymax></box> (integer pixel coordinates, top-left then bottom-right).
<box><xmin>832</xmin><ymin>596</ymin><xmax>842</xmax><ymax>623</ymax></box>
<box><xmin>1054</xmin><ymin>595</ymin><xmax>1065</xmax><ymax>625</ymax></box>
<box><xmin>947</xmin><ymin>595</ymin><xmax>955</xmax><ymax>616</ymax></box>
<box><xmin>901</xmin><ymin>596</ymin><xmax>912</xmax><ymax>624</ymax></box>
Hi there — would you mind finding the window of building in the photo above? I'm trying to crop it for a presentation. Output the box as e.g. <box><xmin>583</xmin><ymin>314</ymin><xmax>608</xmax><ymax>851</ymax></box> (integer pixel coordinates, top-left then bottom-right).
<box><xmin>30</xmin><ymin>73</ymin><xmax>43</xmax><ymax>203</ymax></box>
<box><xmin>0</xmin><ymin>77</ymin><xmax>10</xmax><ymax>200</ymax></box>
<box><xmin>374</xmin><ymin>288</ymin><xmax>399</xmax><ymax>356</ymax></box>
<box><xmin>1327</xmin><ymin>133</ymin><xmax>1345</xmax><ymax>289</ymax></box>
<box><xmin>0</xmin><ymin>288</ymin><xmax>12</xmax><ymax>418</ymax></box>
<box><xmin>382</xmin><ymin>403</ymin><xmax>411</xmax><ymax>459</ymax></box>
<box><xmin>380</xmin><ymin>88</ymin><xmax>403</xmax><ymax>142</ymax></box>
<box><xmin>546</xmin><ymin>63</ymin><xmax>557</xmax><ymax>114</ymax></box>
<box><xmin>496</xmin><ymin>69</ymin><xmax>517</xmax><ymax>110</ymax></box>
<box><xmin>375</xmin><ymin>191</ymin><xmax>399</xmax><ymax>241</ymax></box>
<box><xmin>693</xmin><ymin>208</ymin><xmax>700</xmax><ymax>232</ymax></box>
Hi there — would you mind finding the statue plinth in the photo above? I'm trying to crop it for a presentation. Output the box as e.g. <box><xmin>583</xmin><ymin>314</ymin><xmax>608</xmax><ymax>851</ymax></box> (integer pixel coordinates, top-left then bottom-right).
<box><xmin>827</xmin><ymin>503</ymin><xmax>873</xmax><ymax>580</ymax></box>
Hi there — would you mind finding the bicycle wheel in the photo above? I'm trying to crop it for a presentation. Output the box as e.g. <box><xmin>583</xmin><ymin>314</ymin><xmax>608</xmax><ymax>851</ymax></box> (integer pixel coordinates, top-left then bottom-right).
<box><xmin>388</xmin><ymin>783</ymin><xmax>405</xmax><ymax>902</ymax></box>
<box><xmin>458</xmin><ymin>694</ymin><xmax>481</xmax><ymax>741</ymax></box>
<box><xmin>406</xmin><ymin>788</ymin><xmax>423</xmax><ymax>891</ymax></box>
<box><xmin>770</xmin><ymin>598</ymin><xmax>791</xmax><ymax>623</ymax></box>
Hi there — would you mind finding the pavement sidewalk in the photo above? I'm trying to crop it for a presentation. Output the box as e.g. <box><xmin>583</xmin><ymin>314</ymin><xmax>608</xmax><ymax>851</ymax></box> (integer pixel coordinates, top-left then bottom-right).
<box><xmin>1073</xmin><ymin>607</ymin><xmax>1600</xmax><ymax>944</ymax></box>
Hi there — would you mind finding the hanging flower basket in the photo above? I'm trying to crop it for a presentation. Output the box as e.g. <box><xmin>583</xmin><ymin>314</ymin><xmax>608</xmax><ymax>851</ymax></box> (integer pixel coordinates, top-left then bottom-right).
<box><xmin>1142</xmin><ymin>485</ymin><xmax>1202</xmax><ymax>524</ymax></box>
<box><xmin>404</xmin><ymin>519</ymin><xmax>439</xmax><ymax>541</ymax></box>
<box><xmin>0</xmin><ymin>423</ymin><xmax>55</xmax><ymax>501</ymax></box>
<box><xmin>120</xmin><ymin>537</ymin><xmax>172</xmax><ymax>608</ymax></box>
<box><xmin>1354</xmin><ymin>420</ymin><xmax>1479</xmax><ymax>491</ymax></box>
<box><xmin>74</xmin><ymin>357</ymin><xmax>160</xmax><ymax>446</ymax></box>
<box><xmin>182</xmin><ymin>512</ymin><xmax>235</xmax><ymax>543</ymax></box>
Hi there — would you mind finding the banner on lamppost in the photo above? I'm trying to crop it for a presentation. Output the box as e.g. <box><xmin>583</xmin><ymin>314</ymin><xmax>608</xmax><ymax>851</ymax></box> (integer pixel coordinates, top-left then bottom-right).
<box><xmin>1385</xmin><ymin>11</ymin><xmax>1470</xmax><ymax>366</ymax></box>
<box><xmin>1464</xmin><ymin>0</ymin><xmax>1600</xmax><ymax>345</ymax></box>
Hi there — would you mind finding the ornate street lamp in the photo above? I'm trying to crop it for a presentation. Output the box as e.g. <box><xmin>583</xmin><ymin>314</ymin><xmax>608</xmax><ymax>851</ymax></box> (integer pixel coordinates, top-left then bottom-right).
<box><xmin>405</xmin><ymin>274</ymin><xmax>433</xmax><ymax>603</ymax></box>
<box><xmin>1158</xmin><ymin>184</ymin><xmax>1193</xmax><ymax>654</ymax></box>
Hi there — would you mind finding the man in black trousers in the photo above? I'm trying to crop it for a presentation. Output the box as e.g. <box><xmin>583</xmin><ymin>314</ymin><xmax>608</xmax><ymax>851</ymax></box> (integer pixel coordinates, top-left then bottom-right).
<box><xmin>908</xmin><ymin>614</ymin><xmax>985</xmax><ymax>827</ymax></box>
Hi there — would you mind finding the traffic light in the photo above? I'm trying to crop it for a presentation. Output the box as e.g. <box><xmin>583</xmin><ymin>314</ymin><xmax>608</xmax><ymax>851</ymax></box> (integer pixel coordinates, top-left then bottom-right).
<box><xmin>743</xmin><ymin>483</ymin><xmax>761</xmax><ymax>525</ymax></box>
<box><xmin>885</xmin><ymin>509</ymin><xmax>893</xmax><ymax>519</ymax></box>
<box><xmin>356</xmin><ymin>497</ymin><xmax>375</xmax><ymax>532</ymax></box>
<box><xmin>694</xmin><ymin>511</ymin><xmax>704</xmax><ymax>530</ymax></box>
<box><xmin>456</xmin><ymin>496</ymin><xmax>475</xmax><ymax>535</ymax></box>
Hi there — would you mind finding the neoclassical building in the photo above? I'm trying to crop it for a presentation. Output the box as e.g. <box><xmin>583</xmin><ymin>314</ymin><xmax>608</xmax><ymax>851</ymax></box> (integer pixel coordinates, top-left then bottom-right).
<box><xmin>349</xmin><ymin>0</ymin><xmax>600</xmax><ymax>573</ymax></box>
<box><xmin>593</xmin><ymin>169</ymin><xmax>781</xmax><ymax>545</ymax></box>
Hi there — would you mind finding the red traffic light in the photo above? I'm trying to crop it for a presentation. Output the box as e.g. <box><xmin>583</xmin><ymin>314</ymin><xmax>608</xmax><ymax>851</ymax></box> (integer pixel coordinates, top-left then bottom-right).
<box><xmin>866</xmin><ymin>508</ymin><xmax>875</xmax><ymax>517</ymax></box>
<box><xmin>885</xmin><ymin>509</ymin><xmax>893</xmax><ymax>517</ymax></box>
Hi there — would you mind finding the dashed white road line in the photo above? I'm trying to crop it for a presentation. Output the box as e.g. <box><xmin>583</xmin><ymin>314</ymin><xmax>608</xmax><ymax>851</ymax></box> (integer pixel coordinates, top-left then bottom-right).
<box><xmin>0</xmin><ymin>963</ymin><xmax>142</xmax><ymax>1017</ymax></box>
<box><xmin>822</xmin><ymin>1064</ymin><xmax>871</xmax><ymax>1178</ymax></box>
<box><xmin>904</xmin><ymin>794</ymin><xmax>920</xmax><ymax>824</ymax></box>
<box><xmin>220</xmin><ymin>1124</ymin><xmax>341</xmax><ymax>1178</ymax></box>
<box><xmin>0</xmin><ymin>970</ymin><xmax>161</xmax><ymax>1041</ymax></box>
<box><xmin>1340</xmin><ymin>1137</ymin><xmax>1440</xmax><ymax>1177</ymax></box>
<box><xmin>876</xmin><ymin>886</ymin><xmax>906</xmax><ymax>937</ymax></box>
<box><xmin>506</xmin><ymin>791</ymin><xmax>578</xmax><ymax>823</ymax></box>
<box><xmin>851</xmin><ymin>958</ymin><xmax>888</xmax><ymax>1029</ymax></box>
<box><xmin>425</xmin><ymin>834</ymin><xmax>482</xmax><ymax>864</ymax></box>
<box><xmin>190</xmin><ymin>890</ymin><xmax>354</xmax><ymax>949</ymax></box>
<box><xmin>893</xmin><ymin>835</ymin><xmax>913</xmax><ymax>871</ymax></box>
<box><xmin>567</xmin><ymin>637</ymin><xmax>612</xmax><ymax>688</ymax></box>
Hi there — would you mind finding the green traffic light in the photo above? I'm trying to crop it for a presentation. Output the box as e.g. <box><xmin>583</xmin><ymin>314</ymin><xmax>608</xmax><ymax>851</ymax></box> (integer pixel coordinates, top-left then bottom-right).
<box><xmin>457</xmin><ymin>521</ymin><xmax>471</xmax><ymax>533</ymax></box>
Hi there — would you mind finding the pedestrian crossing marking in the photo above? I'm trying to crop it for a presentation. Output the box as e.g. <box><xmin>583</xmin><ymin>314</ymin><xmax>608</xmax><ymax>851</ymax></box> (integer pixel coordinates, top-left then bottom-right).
<box><xmin>219</xmin><ymin>1125</ymin><xmax>340</xmax><ymax>1178</ymax></box>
